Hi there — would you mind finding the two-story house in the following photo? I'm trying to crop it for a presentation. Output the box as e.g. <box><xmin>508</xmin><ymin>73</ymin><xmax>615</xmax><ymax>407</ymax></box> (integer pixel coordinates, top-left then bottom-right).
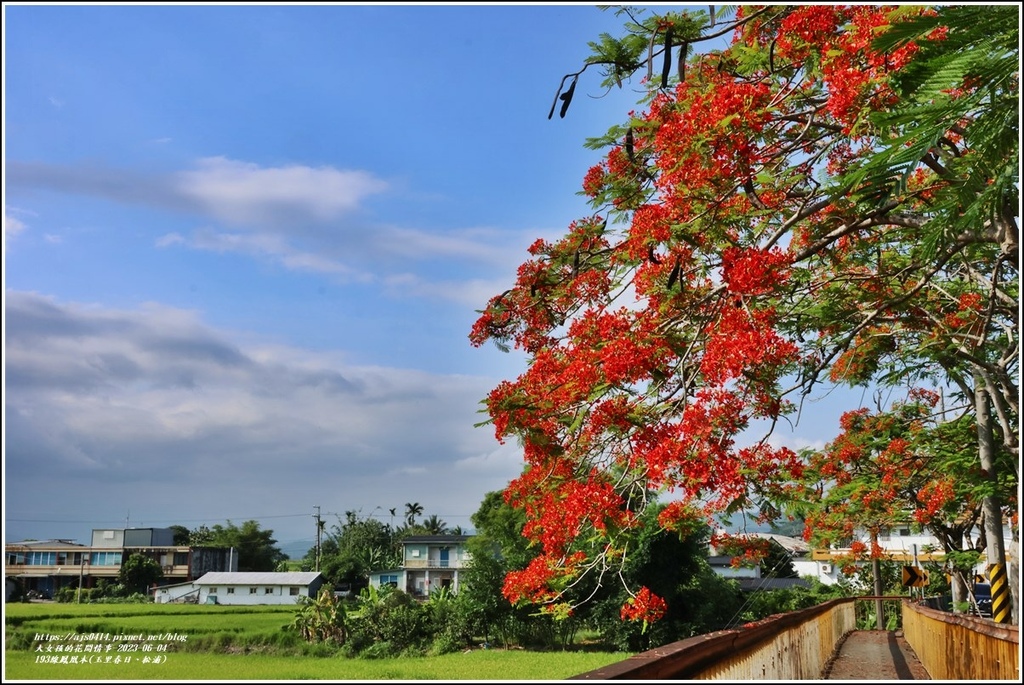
<box><xmin>5</xmin><ymin>528</ymin><xmax>237</xmax><ymax>599</ymax></box>
<box><xmin>368</xmin><ymin>534</ymin><xmax>471</xmax><ymax>599</ymax></box>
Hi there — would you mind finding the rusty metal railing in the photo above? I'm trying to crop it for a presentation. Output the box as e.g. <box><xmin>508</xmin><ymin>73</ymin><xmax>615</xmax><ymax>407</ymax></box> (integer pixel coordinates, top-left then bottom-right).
<box><xmin>902</xmin><ymin>599</ymin><xmax>1019</xmax><ymax>681</ymax></box>
<box><xmin>570</xmin><ymin>598</ymin><xmax>857</xmax><ymax>680</ymax></box>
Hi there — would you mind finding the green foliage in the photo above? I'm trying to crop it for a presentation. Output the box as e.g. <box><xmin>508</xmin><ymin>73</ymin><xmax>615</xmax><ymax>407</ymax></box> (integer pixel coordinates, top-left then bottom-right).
<box><xmin>301</xmin><ymin>513</ymin><xmax>401</xmax><ymax>589</ymax></box>
<box><xmin>833</xmin><ymin>558</ymin><xmax>905</xmax><ymax>597</ymax></box>
<box><xmin>118</xmin><ymin>553</ymin><xmax>164</xmax><ymax>595</ymax></box>
<box><xmin>169</xmin><ymin>525</ymin><xmax>191</xmax><ymax>545</ymax></box>
<box><xmin>290</xmin><ymin>586</ymin><xmax>346</xmax><ymax>645</ymax></box>
<box><xmin>422</xmin><ymin>586</ymin><xmax>476</xmax><ymax>656</ymax></box>
<box><xmin>759</xmin><ymin>540</ymin><xmax>799</xmax><ymax>580</ymax></box>
<box><xmin>341</xmin><ymin>585</ymin><xmax>432</xmax><ymax>658</ymax></box>
<box><xmin>734</xmin><ymin>580</ymin><xmax>845</xmax><ymax>626</ymax></box>
<box><xmin>464</xmin><ymin>492</ymin><xmax>763</xmax><ymax>652</ymax></box>
<box><xmin>204</xmin><ymin>520</ymin><xmax>287</xmax><ymax>572</ymax></box>
<box><xmin>849</xmin><ymin>5</ymin><xmax>1019</xmax><ymax>248</ymax></box>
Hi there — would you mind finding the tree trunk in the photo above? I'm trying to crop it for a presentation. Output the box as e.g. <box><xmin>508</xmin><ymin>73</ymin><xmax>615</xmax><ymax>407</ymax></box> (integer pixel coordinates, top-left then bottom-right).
<box><xmin>975</xmin><ymin>377</ymin><xmax>1011</xmax><ymax>624</ymax></box>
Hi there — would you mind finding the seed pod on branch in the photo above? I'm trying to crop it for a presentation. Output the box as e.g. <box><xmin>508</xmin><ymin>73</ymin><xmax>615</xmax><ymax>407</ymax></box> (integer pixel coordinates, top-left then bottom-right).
<box><xmin>558</xmin><ymin>76</ymin><xmax>578</xmax><ymax>119</ymax></box>
<box><xmin>661</xmin><ymin>27</ymin><xmax>673</xmax><ymax>89</ymax></box>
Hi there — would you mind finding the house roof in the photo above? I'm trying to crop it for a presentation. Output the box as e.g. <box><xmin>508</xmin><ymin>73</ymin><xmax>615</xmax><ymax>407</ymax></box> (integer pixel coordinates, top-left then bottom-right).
<box><xmin>711</xmin><ymin>532</ymin><xmax>810</xmax><ymax>556</ymax></box>
<box><xmin>400</xmin><ymin>535</ymin><xmax>470</xmax><ymax>544</ymax></box>
<box><xmin>154</xmin><ymin>580</ymin><xmax>198</xmax><ymax>591</ymax></box>
<box><xmin>6</xmin><ymin>540</ymin><xmax>87</xmax><ymax>549</ymax></box>
<box><xmin>746</xmin><ymin>533</ymin><xmax>810</xmax><ymax>554</ymax></box>
<box><xmin>194</xmin><ymin>572</ymin><xmax>322</xmax><ymax>586</ymax></box>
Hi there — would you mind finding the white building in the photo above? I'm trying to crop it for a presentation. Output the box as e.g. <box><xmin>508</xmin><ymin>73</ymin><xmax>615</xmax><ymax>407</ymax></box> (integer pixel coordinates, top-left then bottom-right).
<box><xmin>801</xmin><ymin>523</ymin><xmax>1016</xmax><ymax>587</ymax></box>
<box><xmin>154</xmin><ymin>571</ymin><xmax>325</xmax><ymax>605</ymax></box>
<box><xmin>368</xmin><ymin>535</ymin><xmax>471</xmax><ymax>599</ymax></box>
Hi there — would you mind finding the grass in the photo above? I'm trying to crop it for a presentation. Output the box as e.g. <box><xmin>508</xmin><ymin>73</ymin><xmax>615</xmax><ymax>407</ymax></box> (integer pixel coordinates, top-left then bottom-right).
<box><xmin>5</xmin><ymin>648</ymin><xmax>630</xmax><ymax>680</ymax></box>
<box><xmin>4</xmin><ymin>603</ymin><xmax>630</xmax><ymax>681</ymax></box>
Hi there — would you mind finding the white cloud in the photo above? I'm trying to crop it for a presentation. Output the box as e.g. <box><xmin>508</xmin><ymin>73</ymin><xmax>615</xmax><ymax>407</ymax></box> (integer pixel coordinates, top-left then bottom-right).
<box><xmin>5</xmin><ymin>157</ymin><xmax>537</xmax><ymax>305</ymax></box>
<box><xmin>4</xmin><ymin>212</ymin><xmax>27</xmax><ymax>238</ymax></box>
<box><xmin>4</xmin><ymin>291</ymin><xmax>520</xmax><ymax>542</ymax></box>
<box><xmin>175</xmin><ymin>156</ymin><xmax>389</xmax><ymax>226</ymax></box>
<box><xmin>159</xmin><ymin>227</ymin><xmax>374</xmax><ymax>282</ymax></box>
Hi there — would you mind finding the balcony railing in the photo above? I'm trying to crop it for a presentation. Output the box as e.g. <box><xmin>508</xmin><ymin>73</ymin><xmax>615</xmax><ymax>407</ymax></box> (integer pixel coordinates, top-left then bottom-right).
<box><xmin>403</xmin><ymin>559</ymin><xmax>466</xmax><ymax>569</ymax></box>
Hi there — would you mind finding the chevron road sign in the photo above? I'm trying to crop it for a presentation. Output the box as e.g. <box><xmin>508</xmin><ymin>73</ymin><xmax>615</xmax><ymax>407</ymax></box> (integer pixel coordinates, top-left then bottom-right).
<box><xmin>902</xmin><ymin>565</ymin><xmax>929</xmax><ymax>588</ymax></box>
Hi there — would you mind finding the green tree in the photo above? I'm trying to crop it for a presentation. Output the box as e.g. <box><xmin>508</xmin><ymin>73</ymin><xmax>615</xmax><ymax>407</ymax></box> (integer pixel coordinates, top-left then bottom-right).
<box><xmin>208</xmin><ymin>520</ymin><xmax>287</xmax><ymax>572</ymax></box>
<box><xmin>587</xmin><ymin>504</ymin><xmax>744</xmax><ymax>651</ymax></box>
<box><xmin>461</xmin><ymin>491</ymin><xmax>534</xmax><ymax>648</ymax></box>
<box><xmin>119</xmin><ymin>553</ymin><xmax>163</xmax><ymax>595</ymax></box>
<box><xmin>291</xmin><ymin>585</ymin><xmax>347</xmax><ymax>645</ymax></box>
<box><xmin>169</xmin><ymin>525</ymin><xmax>191</xmax><ymax>546</ymax></box>
<box><xmin>759</xmin><ymin>539</ymin><xmax>798</xmax><ymax>580</ymax></box>
<box><xmin>404</xmin><ymin>502</ymin><xmax>424</xmax><ymax>527</ymax></box>
<box><xmin>189</xmin><ymin>524</ymin><xmax>214</xmax><ymax>546</ymax></box>
<box><xmin>420</xmin><ymin>514</ymin><xmax>449</xmax><ymax>535</ymax></box>
<box><xmin>302</xmin><ymin>513</ymin><xmax>399</xmax><ymax>590</ymax></box>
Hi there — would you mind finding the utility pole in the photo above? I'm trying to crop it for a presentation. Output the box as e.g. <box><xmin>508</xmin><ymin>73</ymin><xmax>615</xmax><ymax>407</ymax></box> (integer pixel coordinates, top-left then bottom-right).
<box><xmin>871</xmin><ymin>529</ymin><xmax>884</xmax><ymax>630</ymax></box>
<box><xmin>313</xmin><ymin>506</ymin><xmax>323</xmax><ymax>572</ymax></box>
<box><xmin>77</xmin><ymin>555</ymin><xmax>87</xmax><ymax>603</ymax></box>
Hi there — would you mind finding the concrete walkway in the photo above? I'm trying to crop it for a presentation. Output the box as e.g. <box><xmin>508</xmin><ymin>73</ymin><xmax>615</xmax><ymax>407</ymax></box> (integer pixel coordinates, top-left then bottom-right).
<box><xmin>822</xmin><ymin>630</ymin><xmax>930</xmax><ymax>680</ymax></box>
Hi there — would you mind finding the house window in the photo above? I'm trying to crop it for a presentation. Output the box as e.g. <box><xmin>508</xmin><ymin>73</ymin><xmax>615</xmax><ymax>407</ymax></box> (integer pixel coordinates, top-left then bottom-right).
<box><xmin>227</xmin><ymin>587</ymin><xmax>235</xmax><ymax>594</ymax></box>
<box><xmin>209</xmin><ymin>587</ymin><xmax>218</xmax><ymax>594</ymax></box>
<box><xmin>289</xmin><ymin>587</ymin><xmax>300</xmax><ymax>596</ymax></box>
<box><xmin>250</xmin><ymin>587</ymin><xmax>258</xmax><ymax>594</ymax></box>
<box><xmin>264</xmin><ymin>587</ymin><xmax>274</xmax><ymax>594</ymax></box>
<box><xmin>27</xmin><ymin>552</ymin><xmax>56</xmax><ymax>566</ymax></box>
<box><xmin>380</xmin><ymin>575</ymin><xmax>398</xmax><ymax>588</ymax></box>
<box><xmin>89</xmin><ymin>552</ymin><xmax>122</xmax><ymax>566</ymax></box>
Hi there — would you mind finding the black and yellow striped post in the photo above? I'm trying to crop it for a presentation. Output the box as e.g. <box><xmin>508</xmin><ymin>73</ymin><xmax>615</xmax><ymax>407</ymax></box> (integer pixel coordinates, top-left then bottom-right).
<box><xmin>988</xmin><ymin>563</ymin><xmax>1011</xmax><ymax>624</ymax></box>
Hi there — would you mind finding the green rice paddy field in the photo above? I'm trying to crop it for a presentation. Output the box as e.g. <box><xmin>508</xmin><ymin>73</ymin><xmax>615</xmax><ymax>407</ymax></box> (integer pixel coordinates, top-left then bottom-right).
<box><xmin>4</xmin><ymin>603</ymin><xmax>630</xmax><ymax>681</ymax></box>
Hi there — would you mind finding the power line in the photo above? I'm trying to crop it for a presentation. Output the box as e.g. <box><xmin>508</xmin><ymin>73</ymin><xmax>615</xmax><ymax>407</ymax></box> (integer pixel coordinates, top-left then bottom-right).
<box><xmin>7</xmin><ymin>513</ymin><xmax>311</xmax><ymax>524</ymax></box>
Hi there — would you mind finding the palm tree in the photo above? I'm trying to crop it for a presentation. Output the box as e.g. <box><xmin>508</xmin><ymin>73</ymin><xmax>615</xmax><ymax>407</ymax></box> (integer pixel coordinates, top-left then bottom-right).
<box><xmin>404</xmin><ymin>502</ymin><xmax>423</xmax><ymax>527</ymax></box>
<box><xmin>422</xmin><ymin>514</ymin><xmax>448</xmax><ymax>535</ymax></box>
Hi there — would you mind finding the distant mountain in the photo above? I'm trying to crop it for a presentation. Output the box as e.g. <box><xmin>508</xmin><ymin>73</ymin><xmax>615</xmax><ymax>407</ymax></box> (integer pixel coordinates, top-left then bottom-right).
<box><xmin>716</xmin><ymin>515</ymin><xmax>805</xmax><ymax>538</ymax></box>
<box><xmin>278</xmin><ymin>539</ymin><xmax>314</xmax><ymax>561</ymax></box>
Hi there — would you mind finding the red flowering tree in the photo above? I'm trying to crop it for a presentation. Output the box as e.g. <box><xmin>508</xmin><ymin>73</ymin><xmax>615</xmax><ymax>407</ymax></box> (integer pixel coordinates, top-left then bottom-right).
<box><xmin>793</xmin><ymin>388</ymin><xmax>1016</xmax><ymax>600</ymax></box>
<box><xmin>470</xmin><ymin>5</ymin><xmax>1018</xmax><ymax>623</ymax></box>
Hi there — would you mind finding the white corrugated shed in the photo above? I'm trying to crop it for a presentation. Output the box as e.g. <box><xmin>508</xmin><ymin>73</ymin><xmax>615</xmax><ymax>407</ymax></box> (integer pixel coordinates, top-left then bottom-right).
<box><xmin>194</xmin><ymin>571</ymin><xmax>321</xmax><ymax>586</ymax></box>
<box><xmin>190</xmin><ymin>571</ymin><xmax>325</xmax><ymax>605</ymax></box>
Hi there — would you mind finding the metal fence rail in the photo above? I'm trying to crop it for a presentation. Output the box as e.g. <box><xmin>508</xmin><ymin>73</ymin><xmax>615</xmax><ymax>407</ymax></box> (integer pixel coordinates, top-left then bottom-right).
<box><xmin>571</xmin><ymin>598</ymin><xmax>857</xmax><ymax>680</ymax></box>
<box><xmin>903</xmin><ymin>600</ymin><xmax>1019</xmax><ymax>681</ymax></box>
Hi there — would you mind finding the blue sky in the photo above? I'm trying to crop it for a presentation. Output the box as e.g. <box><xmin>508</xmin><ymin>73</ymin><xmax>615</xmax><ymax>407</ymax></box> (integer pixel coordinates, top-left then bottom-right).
<box><xmin>4</xmin><ymin>3</ymin><xmax>856</xmax><ymax>556</ymax></box>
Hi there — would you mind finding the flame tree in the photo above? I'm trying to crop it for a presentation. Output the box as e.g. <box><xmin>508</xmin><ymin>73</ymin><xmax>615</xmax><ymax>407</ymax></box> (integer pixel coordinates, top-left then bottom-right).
<box><xmin>470</xmin><ymin>5</ymin><xmax>1018</xmax><ymax>624</ymax></box>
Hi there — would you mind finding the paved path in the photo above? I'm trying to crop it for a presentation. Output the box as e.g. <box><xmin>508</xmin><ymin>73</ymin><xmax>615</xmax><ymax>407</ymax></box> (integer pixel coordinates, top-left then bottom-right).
<box><xmin>822</xmin><ymin>630</ymin><xmax>930</xmax><ymax>680</ymax></box>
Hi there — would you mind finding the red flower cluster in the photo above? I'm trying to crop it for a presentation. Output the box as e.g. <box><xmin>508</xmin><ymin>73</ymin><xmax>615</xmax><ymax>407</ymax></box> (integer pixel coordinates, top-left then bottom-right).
<box><xmin>619</xmin><ymin>586</ymin><xmax>667</xmax><ymax>624</ymax></box>
<box><xmin>721</xmin><ymin>246</ymin><xmax>792</xmax><ymax>296</ymax></box>
<box><xmin>583</xmin><ymin>162</ymin><xmax>606</xmax><ymax>197</ymax></box>
<box><xmin>914</xmin><ymin>479</ymin><xmax>956</xmax><ymax>523</ymax></box>
<box><xmin>701</xmin><ymin>306</ymin><xmax>798</xmax><ymax>386</ymax></box>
